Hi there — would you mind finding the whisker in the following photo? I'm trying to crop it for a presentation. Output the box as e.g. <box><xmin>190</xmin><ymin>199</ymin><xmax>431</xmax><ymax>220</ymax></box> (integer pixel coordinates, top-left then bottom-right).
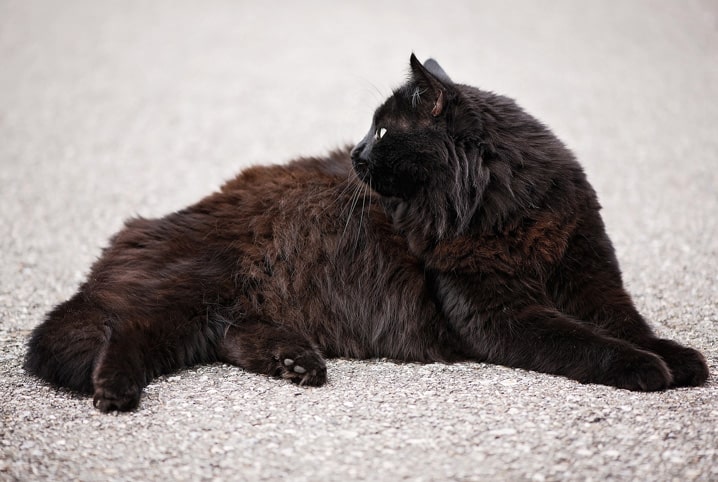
<box><xmin>318</xmin><ymin>173</ymin><xmax>355</xmax><ymax>217</ymax></box>
<box><xmin>359</xmin><ymin>79</ymin><xmax>386</xmax><ymax>104</ymax></box>
<box><xmin>337</xmin><ymin>174</ymin><xmax>362</xmax><ymax>219</ymax></box>
<box><xmin>342</xmin><ymin>181</ymin><xmax>363</xmax><ymax>242</ymax></box>
<box><xmin>354</xmin><ymin>181</ymin><xmax>371</xmax><ymax>254</ymax></box>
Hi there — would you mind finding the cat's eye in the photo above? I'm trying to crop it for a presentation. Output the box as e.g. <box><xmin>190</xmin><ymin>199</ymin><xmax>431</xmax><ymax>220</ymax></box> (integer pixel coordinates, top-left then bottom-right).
<box><xmin>375</xmin><ymin>127</ymin><xmax>387</xmax><ymax>140</ymax></box>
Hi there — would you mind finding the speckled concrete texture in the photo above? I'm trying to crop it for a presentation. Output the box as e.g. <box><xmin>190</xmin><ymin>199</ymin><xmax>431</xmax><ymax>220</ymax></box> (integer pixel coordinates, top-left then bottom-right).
<box><xmin>1</xmin><ymin>1</ymin><xmax>716</xmax><ymax>480</ymax></box>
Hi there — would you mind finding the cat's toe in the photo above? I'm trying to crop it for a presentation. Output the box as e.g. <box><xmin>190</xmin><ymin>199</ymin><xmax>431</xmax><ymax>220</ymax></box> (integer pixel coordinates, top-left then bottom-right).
<box><xmin>92</xmin><ymin>375</ymin><xmax>141</xmax><ymax>412</ymax></box>
<box><xmin>600</xmin><ymin>348</ymin><xmax>672</xmax><ymax>392</ymax></box>
<box><xmin>277</xmin><ymin>351</ymin><xmax>326</xmax><ymax>386</ymax></box>
<box><xmin>645</xmin><ymin>339</ymin><xmax>709</xmax><ymax>387</ymax></box>
<box><xmin>670</xmin><ymin>349</ymin><xmax>709</xmax><ymax>387</ymax></box>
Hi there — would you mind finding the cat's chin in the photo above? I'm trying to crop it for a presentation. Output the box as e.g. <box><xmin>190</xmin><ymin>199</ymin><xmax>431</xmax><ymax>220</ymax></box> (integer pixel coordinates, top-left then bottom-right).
<box><xmin>350</xmin><ymin>161</ymin><xmax>369</xmax><ymax>184</ymax></box>
<box><xmin>356</xmin><ymin>177</ymin><xmax>406</xmax><ymax>202</ymax></box>
<box><xmin>352</xmin><ymin>161</ymin><xmax>422</xmax><ymax>201</ymax></box>
<box><xmin>378</xmin><ymin>197</ymin><xmax>435</xmax><ymax>254</ymax></box>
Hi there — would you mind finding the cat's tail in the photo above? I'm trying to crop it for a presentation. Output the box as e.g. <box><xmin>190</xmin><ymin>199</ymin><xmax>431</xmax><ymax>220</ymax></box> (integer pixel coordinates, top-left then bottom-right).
<box><xmin>24</xmin><ymin>291</ymin><xmax>110</xmax><ymax>394</ymax></box>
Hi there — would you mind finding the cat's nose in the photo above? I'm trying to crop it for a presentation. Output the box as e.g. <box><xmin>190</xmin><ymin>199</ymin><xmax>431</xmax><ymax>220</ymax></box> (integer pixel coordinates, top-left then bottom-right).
<box><xmin>350</xmin><ymin>143</ymin><xmax>364</xmax><ymax>162</ymax></box>
<box><xmin>351</xmin><ymin>141</ymin><xmax>369</xmax><ymax>164</ymax></box>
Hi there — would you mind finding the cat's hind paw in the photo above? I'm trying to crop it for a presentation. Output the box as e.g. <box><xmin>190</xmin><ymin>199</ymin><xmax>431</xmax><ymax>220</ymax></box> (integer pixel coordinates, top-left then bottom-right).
<box><xmin>275</xmin><ymin>349</ymin><xmax>327</xmax><ymax>387</ymax></box>
<box><xmin>92</xmin><ymin>374</ymin><xmax>141</xmax><ymax>412</ymax></box>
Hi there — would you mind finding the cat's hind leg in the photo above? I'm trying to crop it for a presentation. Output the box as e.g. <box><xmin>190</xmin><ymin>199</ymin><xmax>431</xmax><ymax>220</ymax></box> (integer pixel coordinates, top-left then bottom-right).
<box><xmin>25</xmin><ymin>291</ymin><xmax>110</xmax><ymax>394</ymax></box>
<box><xmin>548</xmin><ymin>210</ymin><xmax>708</xmax><ymax>387</ymax></box>
<box><xmin>217</xmin><ymin>320</ymin><xmax>327</xmax><ymax>386</ymax></box>
<box><xmin>91</xmin><ymin>313</ymin><xmax>227</xmax><ymax>412</ymax></box>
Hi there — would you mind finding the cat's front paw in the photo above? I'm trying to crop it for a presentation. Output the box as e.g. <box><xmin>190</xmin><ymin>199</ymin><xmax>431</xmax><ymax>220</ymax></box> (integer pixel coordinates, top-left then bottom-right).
<box><xmin>92</xmin><ymin>374</ymin><xmax>141</xmax><ymax>412</ymax></box>
<box><xmin>644</xmin><ymin>338</ymin><xmax>709</xmax><ymax>387</ymax></box>
<box><xmin>599</xmin><ymin>348</ymin><xmax>673</xmax><ymax>392</ymax></box>
<box><xmin>274</xmin><ymin>349</ymin><xmax>327</xmax><ymax>387</ymax></box>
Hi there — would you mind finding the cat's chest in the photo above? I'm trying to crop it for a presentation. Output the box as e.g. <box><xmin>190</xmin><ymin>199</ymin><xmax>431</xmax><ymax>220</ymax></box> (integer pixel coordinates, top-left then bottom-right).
<box><xmin>426</xmin><ymin>213</ymin><xmax>578</xmax><ymax>275</ymax></box>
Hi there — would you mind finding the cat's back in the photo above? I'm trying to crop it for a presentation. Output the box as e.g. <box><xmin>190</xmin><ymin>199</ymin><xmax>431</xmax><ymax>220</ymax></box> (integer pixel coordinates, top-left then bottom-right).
<box><xmin>163</xmin><ymin>147</ymin><xmax>358</xmax><ymax>248</ymax></box>
<box><xmin>219</xmin><ymin>147</ymin><xmax>354</xmax><ymax>203</ymax></box>
<box><xmin>212</xmin><ymin>145</ymin><xmax>404</xmax><ymax>266</ymax></box>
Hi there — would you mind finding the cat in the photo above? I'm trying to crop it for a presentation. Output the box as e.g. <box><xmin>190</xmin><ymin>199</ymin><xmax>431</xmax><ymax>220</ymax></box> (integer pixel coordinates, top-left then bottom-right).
<box><xmin>25</xmin><ymin>54</ymin><xmax>709</xmax><ymax>412</ymax></box>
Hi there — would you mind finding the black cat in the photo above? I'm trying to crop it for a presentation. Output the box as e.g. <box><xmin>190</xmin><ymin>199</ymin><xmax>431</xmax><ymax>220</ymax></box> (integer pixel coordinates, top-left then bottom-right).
<box><xmin>25</xmin><ymin>54</ymin><xmax>708</xmax><ymax>412</ymax></box>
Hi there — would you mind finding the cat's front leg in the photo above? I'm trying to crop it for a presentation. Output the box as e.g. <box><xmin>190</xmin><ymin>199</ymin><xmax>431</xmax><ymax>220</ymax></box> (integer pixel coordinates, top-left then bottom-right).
<box><xmin>640</xmin><ymin>338</ymin><xmax>708</xmax><ymax>387</ymax></box>
<box><xmin>436</xmin><ymin>275</ymin><xmax>673</xmax><ymax>391</ymax></box>
<box><xmin>547</xmin><ymin>210</ymin><xmax>709</xmax><ymax>387</ymax></box>
<box><xmin>218</xmin><ymin>320</ymin><xmax>327</xmax><ymax>386</ymax></box>
<box><xmin>493</xmin><ymin>306</ymin><xmax>671</xmax><ymax>391</ymax></box>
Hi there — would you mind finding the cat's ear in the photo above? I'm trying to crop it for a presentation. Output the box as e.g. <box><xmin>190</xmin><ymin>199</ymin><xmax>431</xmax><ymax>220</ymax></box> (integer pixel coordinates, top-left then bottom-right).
<box><xmin>409</xmin><ymin>53</ymin><xmax>453</xmax><ymax>117</ymax></box>
<box><xmin>423</xmin><ymin>58</ymin><xmax>453</xmax><ymax>84</ymax></box>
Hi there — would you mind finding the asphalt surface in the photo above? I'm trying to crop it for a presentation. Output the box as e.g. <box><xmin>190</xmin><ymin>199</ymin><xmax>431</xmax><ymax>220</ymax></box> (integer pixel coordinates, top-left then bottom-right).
<box><xmin>1</xmin><ymin>1</ymin><xmax>717</xmax><ymax>480</ymax></box>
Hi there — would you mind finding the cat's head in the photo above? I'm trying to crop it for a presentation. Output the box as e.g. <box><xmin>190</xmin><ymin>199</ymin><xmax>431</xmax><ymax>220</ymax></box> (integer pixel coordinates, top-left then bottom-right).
<box><xmin>352</xmin><ymin>55</ymin><xmax>458</xmax><ymax>199</ymax></box>
<box><xmin>351</xmin><ymin>54</ymin><xmax>486</xmax><ymax>239</ymax></box>
<box><xmin>351</xmin><ymin>54</ymin><xmax>573</xmax><ymax>243</ymax></box>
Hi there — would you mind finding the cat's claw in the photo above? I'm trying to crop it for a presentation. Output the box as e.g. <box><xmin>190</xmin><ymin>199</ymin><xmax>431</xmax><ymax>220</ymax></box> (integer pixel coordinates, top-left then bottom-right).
<box><xmin>277</xmin><ymin>351</ymin><xmax>326</xmax><ymax>386</ymax></box>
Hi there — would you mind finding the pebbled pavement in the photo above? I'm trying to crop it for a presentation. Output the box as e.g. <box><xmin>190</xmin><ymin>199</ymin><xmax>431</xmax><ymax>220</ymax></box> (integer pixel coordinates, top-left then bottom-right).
<box><xmin>1</xmin><ymin>1</ymin><xmax>717</xmax><ymax>480</ymax></box>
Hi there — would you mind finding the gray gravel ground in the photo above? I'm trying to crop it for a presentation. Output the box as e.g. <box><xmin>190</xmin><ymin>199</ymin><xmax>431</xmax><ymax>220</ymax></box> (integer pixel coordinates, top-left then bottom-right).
<box><xmin>1</xmin><ymin>1</ymin><xmax>717</xmax><ymax>480</ymax></box>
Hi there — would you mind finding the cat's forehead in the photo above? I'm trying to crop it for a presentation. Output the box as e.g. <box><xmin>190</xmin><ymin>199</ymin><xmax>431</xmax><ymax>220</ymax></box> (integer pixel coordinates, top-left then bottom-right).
<box><xmin>373</xmin><ymin>85</ymin><xmax>420</xmax><ymax>126</ymax></box>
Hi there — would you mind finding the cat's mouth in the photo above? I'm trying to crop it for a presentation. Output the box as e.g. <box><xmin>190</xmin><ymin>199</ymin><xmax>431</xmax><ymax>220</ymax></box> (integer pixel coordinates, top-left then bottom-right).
<box><xmin>351</xmin><ymin>158</ymin><xmax>369</xmax><ymax>182</ymax></box>
<box><xmin>350</xmin><ymin>144</ymin><xmax>377</xmax><ymax>193</ymax></box>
